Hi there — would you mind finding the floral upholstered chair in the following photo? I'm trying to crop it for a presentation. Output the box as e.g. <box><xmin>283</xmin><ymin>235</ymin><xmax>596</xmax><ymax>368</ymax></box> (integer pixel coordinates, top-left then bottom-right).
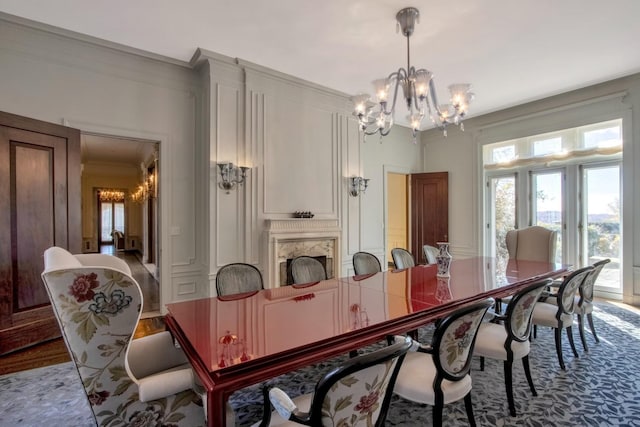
<box><xmin>473</xmin><ymin>280</ymin><xmax>550</xmax><ymax>416</ymax></box>
<box><xmin>531</xmin><ymin>265</ymin><xmax>593</xmax><ymax>370</ymax></box>
<box><xmin>392</xmin><ymin>299</ymin><xmax>494</xmax><ymax>427</ymax></box>
<box><xmin>575</xmin><ymin>258</ymin><xmax>610</xmax><ymax>351</ymax></box>
<box><xmin>254</xmin><ymin>336</ymin><xmax>411</xmax><ymax>426</ymax></box>
<box><xmin>41</xmin><ymin>246</ymin><xmax>234</xmax><ymax>427</ymax></box>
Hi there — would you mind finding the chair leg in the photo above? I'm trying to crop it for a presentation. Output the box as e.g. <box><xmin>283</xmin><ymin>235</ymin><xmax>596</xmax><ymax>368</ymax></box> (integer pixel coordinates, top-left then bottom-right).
<box><xmin>503</xmin><ymin>360</ymin><xmax>516</xmax><ymax>417</ymax></box>
<box><xmin>464</xmin><ymin>393</ymin><xmax>477</xmax><ymax>427</ymax></box>
<box><xmin>567</xmin><ymin>326</ymin><xmax>579</xmax><ymax>358</ymax></box>
<box><xmin>554</xmin><ymin>327</ymin><xmax>565</xmax><ymax>370</ymax></box>
<box><xmin>533</xmin><ymin>324</ymin><xmax>537</xmax><ymax>339</ymax></box>
<box><xmin>522</xmin><ymin>355</ymin><xmax>537</xmax><ymax>396</ymax></box>
<box><xmin>587</xmin><ymin>313</ymin><xmax>600</xmax><ymax>343</ymax></box>
<box><xmin>577</xmin><ymin>313</ymin><xmax>589</xmax><ymax>352</ymax></box>
<box><xmin>480</xmin><ymin>356</ymin><xmax>485</xmax><ymax>371</ymax></box>
<box><xmin>432</xmin><ymin>402</ymin><xmax>444</xmax><ymax>427</ymax></box>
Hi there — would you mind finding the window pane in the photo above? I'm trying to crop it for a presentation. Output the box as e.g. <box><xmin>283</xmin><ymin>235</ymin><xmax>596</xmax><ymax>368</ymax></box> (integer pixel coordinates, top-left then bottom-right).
<box><xmin>101</xmin><ymin>203</ymin><xmax>113</xmax><ymax>241</ymax></box>
<box><xmin>533</xmin><ymin>137</ymin><xmax>562</xmax><ymax>156</ymax></box>
<box><xmin>492</xmin><ymin>145</ymin><xmax>516</xmax><ymax>163</ymax></box>
<box><xmin>583</xmin><ymin>166</ymin><xmax>621</xmax><ymax>290</ymax></box>
<box><xmin>491</xmin><ymin>176</ymin><xmax>516</xmax><ymax>265</ymax></box>
<box><xmin>114</xmin><ymin>203</ymin><xmax>125</xmax><ymax>233</ymax></box>
<box><xmin>532</xmin><ymin>172</ymin><xmax>562</xmax><ymax>263</ymax></box>
<box><xmin>583</xmin><ymin>126</ymin><xmax>621</xmax><ymax>149</ymax></box>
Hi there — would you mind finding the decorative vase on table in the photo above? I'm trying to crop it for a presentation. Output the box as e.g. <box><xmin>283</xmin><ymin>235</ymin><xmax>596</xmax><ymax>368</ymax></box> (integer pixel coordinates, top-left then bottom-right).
<box><xmin>436</xmin><ymin>242</ymin><xmax>452</xmax><ymax>277</ymax></box>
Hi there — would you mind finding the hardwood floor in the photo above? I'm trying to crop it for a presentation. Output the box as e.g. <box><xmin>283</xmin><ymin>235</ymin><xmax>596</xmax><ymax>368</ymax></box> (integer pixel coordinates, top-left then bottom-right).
<box><xmin>0</xmin><ymin>317</ymin><xmax>166</xmax><ymax>376</ymax></box>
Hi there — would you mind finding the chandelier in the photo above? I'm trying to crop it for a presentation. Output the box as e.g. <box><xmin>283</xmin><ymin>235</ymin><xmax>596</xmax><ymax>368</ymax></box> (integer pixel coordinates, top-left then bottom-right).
<box><xmin>351</xmin><ymin>7</ymin><xmax>474</xmax><ymax>141</ymax></box>
<box><xmin>99</xmin><ymin>189</ymin><xmax>125</xmax><ymax>203</ymax></box>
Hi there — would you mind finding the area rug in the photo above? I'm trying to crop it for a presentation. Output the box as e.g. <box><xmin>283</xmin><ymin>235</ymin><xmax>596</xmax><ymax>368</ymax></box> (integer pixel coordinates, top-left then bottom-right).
<box><xmin>2</xmin><ymin>301</ymin><xmax>639</xmax><ymax>426</ymax></box>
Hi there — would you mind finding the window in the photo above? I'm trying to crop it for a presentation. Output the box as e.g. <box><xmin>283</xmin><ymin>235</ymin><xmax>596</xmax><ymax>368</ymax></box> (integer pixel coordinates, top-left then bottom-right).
<box><xmin>533</xmin><ymin>137</ymin><xmax>562</xmax><ymax>156</ymax></box>
<box><xmin>484</xmin><ymin>119</ymin><xmax>622</xmax><ymax>294</ymax></box>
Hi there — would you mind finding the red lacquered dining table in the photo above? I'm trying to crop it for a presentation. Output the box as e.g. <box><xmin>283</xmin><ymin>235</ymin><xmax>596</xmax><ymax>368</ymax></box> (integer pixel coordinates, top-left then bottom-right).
<box><xmin>165</xmin><ymin>256</ymin><xmax>569</xmax><ymax>426</ymax></box>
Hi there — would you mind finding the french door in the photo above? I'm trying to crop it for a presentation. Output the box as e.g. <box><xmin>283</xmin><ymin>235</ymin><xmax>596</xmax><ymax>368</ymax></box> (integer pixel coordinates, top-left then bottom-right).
<box><xmin>530</xmin><ymin>169</ymin><xmax>564</xmax><ymax>263</ymax></box>
<box><xmin>487</xmin><ymin>174</ymin><xmax>516</xmax><ymax>264</ymax></box>
<box><xmin>99</xmin><ymin>201</ymin><xmax>125</xmax><ymax>245</ymax></box>
<box><xmin>581</xmin><ymin>163</ymin><xmax>621</xmax><ymax>292</ymax></box>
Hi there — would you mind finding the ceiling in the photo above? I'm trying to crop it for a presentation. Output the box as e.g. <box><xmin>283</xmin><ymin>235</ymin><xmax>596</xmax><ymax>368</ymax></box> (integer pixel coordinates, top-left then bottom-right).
<box><xmin>2</xmin><ymin>0</ymin><xmax>640</xmax><ymax>127</ymax></box>
<box><xmin>81</xmin><ymin>134</ymin><xmax>156</xmax><ymax>167</ymax></box>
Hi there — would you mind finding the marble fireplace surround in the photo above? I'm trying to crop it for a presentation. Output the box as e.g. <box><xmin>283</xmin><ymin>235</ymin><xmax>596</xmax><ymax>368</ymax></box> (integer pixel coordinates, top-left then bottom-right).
<box><xmin>265</xmin><ymin>219</ymin><xmax>341</xmax><ymax>288</ymax></box>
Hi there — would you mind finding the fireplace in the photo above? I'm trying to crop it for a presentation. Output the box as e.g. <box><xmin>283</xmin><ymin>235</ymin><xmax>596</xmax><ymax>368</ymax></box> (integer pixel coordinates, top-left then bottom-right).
<box><xmin>265</xmin><ymin>219</ymin><xmax>341</xmax><ymax>288</ymax></box>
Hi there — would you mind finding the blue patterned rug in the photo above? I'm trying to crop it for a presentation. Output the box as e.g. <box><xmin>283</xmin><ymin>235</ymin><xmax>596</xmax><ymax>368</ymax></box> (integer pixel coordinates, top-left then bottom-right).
<box><xmin>1</xmin><ymin>301</ymin><xmax>639</xmax><ymax>426</ymax></box>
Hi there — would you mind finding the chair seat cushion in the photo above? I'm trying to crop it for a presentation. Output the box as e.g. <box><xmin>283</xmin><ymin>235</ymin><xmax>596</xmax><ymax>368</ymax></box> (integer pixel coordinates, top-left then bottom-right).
<box><xmin>474</xmin><ymin>323</ymin><xmax>530</xmax><ymax>361</ymax></box>
<box><xmin>251</xmin><ymin>393</ymin><xmax>313</xmax><ymax>427</ymax></box>
<box><xmin>137</xmin><ymin>363</ymin><xmax>194</xmax><ymax>402</ymax></box>
<box><xmin>393</xmin><ymin>351</ymin><xmax>472</xmax><ymax>405</ymax></box>
<box><xmin>532</xmin><ymin>302</ymin><xmax>572</xmax><ymax>328</ymax></box>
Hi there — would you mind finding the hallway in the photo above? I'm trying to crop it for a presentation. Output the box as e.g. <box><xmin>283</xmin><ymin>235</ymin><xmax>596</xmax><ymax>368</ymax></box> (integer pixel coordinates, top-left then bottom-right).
<box><xmin>100</xmin><ymin>245</ymin><xmax>159</xmax><ymax>314</ymax></box>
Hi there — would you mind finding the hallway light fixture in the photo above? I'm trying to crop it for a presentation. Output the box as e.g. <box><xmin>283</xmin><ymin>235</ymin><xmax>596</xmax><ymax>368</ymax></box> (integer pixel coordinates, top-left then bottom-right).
<box><xmin>351</xmin><ymin>7</ymin><xmax>474</xmax><ymax>141</ymax></box>
<box><xmin>349</xmin><ymin>176</ymin><xmax>370</xmax><ymax>197</ymax></box>
<box><xmin>218</xmin><ymin>162</ymin><xmax>249</xmax><ymax>194</ymax></box>
<box><xmin>131</xmin><ymin>174</ymin><xmax>155</xmax><ymax>203</ymax></box>
<box><xmin>99</xmin><ymin>189</ymin><xmax>125</xmax><ymax>203</ymax></box>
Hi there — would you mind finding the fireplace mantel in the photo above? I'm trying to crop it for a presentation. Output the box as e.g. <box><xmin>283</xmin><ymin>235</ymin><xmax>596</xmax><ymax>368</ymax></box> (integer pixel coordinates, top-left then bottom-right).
<box><xmin>265</xmin><ymin>219</ymin><xmax>341</xmax><ymax>288</ymax></box>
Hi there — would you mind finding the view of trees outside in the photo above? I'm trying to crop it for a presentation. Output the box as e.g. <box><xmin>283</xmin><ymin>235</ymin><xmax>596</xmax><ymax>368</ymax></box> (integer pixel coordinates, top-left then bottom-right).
<box><xmin>584</xmin><ymin>166</ymin><xmax>620</xmax><ymax>273</ymax></box>
<box><xmin>493</xmin><ymin>177</ymin><xmax>515</xmax><ymax>266</ymax></box>
<box><xmin>533</xmin><ymin>172</ymin><xmax>563</xmax><ymax>263</ymax></box>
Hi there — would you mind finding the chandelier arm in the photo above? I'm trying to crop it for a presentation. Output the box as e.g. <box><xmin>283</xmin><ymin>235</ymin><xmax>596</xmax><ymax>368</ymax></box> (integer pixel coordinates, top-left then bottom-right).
<box><xmin>429</xmin><ymin>79</ymin><xmax>441</xmax><ymax>115</ymax></box>
<box><xmin>387</xmin><ymin>69</ymin><xmax>406</xmax><ymax>115</ymax></box>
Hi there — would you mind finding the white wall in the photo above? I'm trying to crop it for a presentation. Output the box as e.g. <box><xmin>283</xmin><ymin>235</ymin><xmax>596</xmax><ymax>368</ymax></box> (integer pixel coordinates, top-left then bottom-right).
<box><xmin>420</xmin><ymin>74</ymin><xmax>640</xmax><ymax>304</ymax></box>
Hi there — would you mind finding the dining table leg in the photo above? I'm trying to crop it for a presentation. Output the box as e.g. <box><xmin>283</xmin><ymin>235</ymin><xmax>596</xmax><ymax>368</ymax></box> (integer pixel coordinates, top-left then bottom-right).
<box><xmin>207</xmin><ymin>388</ymin><xmax>227</xmax><ymax>427</ymax></box>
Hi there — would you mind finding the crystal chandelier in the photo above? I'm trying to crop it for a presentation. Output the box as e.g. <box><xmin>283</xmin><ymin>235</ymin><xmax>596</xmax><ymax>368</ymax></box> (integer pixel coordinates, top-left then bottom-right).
<box><xmin>99</xmin><ymin>189</ymin><xmax>125</xmax><ymax>203</ymax></box>
<box><xmin>351</xmin><ymin>7</ymin><xmax>474</xmax><ymax>141</ymax></box>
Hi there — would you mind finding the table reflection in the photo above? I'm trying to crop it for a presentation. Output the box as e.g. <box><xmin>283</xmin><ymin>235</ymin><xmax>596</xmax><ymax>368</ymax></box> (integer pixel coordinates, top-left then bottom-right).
<box><xmin>166</xmin><ymin>257</ymin><xmax>567</xmax><ymax>373</ymax></box>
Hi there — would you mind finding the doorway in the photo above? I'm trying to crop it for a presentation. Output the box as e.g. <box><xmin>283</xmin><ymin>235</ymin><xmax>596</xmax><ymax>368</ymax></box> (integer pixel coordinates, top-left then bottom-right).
<box><xmin>385</xmin><ymin>171</ymin><xmax>449</xmax><ymax>267</ymax></box>
<box><xmin>81</xmin><ymin>133</ymin><xmax>160</xmax><ymax>311</ymax></box>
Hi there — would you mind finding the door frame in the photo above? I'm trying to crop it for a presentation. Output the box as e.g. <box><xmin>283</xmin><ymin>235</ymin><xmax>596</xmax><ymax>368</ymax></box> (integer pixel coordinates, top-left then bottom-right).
<box><xmin>63</xmin><ymin>118</ymin><xmax>165</xmax><ymax>306</ymax></box>
<box><xmin>383</xmin><ymin>164</ymin><xmax>411</xmax><ymax>268</ymax></box>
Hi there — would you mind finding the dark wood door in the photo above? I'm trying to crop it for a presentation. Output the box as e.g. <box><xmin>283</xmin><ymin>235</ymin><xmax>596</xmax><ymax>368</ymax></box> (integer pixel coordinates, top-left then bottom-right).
<box><xmin>0</xmin><ymin>111</ymin><xmax>80</xmax><ymax>355</ymax></box>
<box><xmin>410</xmin><ymin>172</ymin><xmax>449</xmax><ymax>264</ymax></box>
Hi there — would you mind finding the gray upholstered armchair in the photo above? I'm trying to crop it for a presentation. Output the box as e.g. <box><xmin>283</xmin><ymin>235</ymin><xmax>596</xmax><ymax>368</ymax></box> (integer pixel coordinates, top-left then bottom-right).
<box><xmin>505</xmin><ymin>225</ymin><xmax>558</xmax><ymax>263</ymax></box>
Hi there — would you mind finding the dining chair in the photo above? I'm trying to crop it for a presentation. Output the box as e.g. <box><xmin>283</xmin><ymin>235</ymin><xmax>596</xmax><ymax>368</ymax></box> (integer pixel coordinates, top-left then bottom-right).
<box><xmin>290</xmin><ymin>256</ymin><xmax>327</xmax><ymax>285</ymax></box>
<box><xmin>391</xmin><ymin>248</ymin><xmax>415</xmax><ymax>270</ymax></box>
<box><xmin>423</xmin><ymin>244</ymin><xmax>438</xmax><ymax>265</ymax></box>
<box><xmin>473</xmin><ymin>280</ymin><xmax>550</xmax><ymax>416</ymax></box>
<box><xmin>41</xmin><ymin>246</ymin><xmax>234</xmax><ymax>426</ymax></box>
<box><xmin>216</xmin><ymin>262</ymin><xmax>264</xmax><ymax>297</ymax></box>
<box><xmin>505</xmin><ymin>225</ymin><xmax>558</xmax><ymax>262</ymax></box>
<box><xmin>575</xmin><ymin>259</ymin><xmax>610</xmax><ymax>351</ymax></box>
<box><xmin>531</xmin><ymin>265</ymin><xmax>593</xmax><ymax>370</ymax></box>
<box><xmin>392</xmin><ymin>298</ymin><xmax>494</xmax><ymax>426</ymax></box>
<box><xmin>353</xmin><ymin>251</ymin><xmax>382</xmax><ymax>275</ymax></box>
<box><xmin>254</xmin><ymin>336</ymin><xmax>412</xmax><ymax>426</ymax></box>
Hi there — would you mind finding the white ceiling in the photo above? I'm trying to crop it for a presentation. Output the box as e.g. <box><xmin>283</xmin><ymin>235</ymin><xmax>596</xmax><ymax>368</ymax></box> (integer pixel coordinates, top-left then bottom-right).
<box><xmin>81</xmin><ymin>134</ymin><xmax>156</xmax><ymax>166</ymax></box>
<box><xmin>2</xmin><ymin>0</ymin><xmax>640</xmax><ymax>126</ymax></box>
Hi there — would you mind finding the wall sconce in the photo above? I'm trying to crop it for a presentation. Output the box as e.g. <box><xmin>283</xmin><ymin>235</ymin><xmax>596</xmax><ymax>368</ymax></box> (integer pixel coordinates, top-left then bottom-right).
<box><xmin>218</xmin><ymin>162</ymin><xmax>249</xmax><ymax>194</ymax></box>
<box><xmin>131</xmin><ymin>173</ymin><xmax>155</xmax><ymax>204</ymax></box>
<box><xmin>349</xmin><ymin>176</ymin><xmax>370</xmax><ymax>197</ymax></box>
